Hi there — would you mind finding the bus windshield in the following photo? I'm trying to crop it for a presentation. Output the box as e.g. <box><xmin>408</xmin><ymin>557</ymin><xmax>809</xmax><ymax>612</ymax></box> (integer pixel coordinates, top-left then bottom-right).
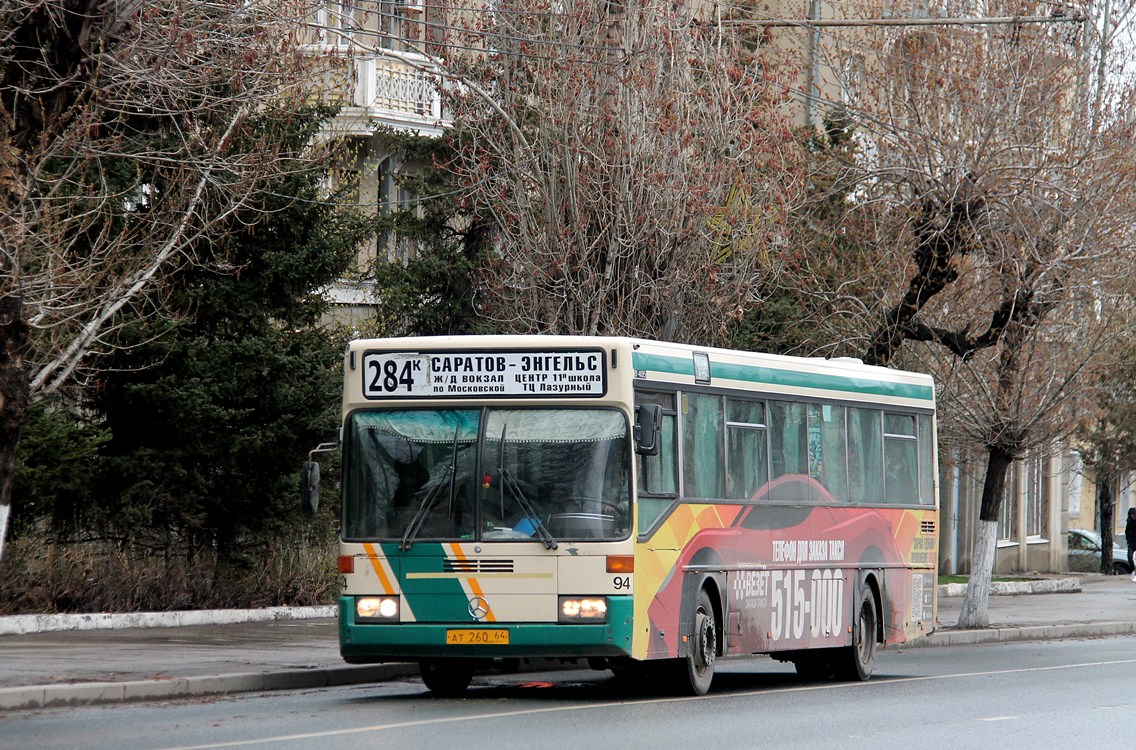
<box><xmin>343</xmin><ymin>407</ymin><xmax>632</xmax><ymax>544</ymax></box>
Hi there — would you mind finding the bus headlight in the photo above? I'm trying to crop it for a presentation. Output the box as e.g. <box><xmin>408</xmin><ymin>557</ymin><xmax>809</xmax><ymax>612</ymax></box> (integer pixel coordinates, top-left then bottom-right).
<box><xmin>559</xmin><ymin>596</ymin><xmax>608</xmax><ymax>623</ymax></box>
<box><xmin>356</xmin><ymin>596</ymin><xmax>399</xmax><ymax>621</ymax></box>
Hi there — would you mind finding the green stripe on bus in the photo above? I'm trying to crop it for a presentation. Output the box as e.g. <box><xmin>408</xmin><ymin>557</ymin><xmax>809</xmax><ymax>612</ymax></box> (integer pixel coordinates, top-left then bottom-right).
<box><xmin>381</xmin><ymin>542</ymin><xmax>475</xmax><ymax>622</ymax></box>
<box><xmin>631</xmin><ymin>352</ymin><xmax>933</xmax><ymax>402</ymax></box>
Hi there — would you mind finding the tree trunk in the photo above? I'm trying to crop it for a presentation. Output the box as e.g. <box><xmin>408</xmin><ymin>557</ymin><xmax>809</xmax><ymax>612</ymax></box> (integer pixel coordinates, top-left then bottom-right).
<box><xmin>957</xmin><ymin>444</ymin><xmax>1015</xmax><ymax>628</ymax></box>
<box><xmin>0</xmin><ymin>383</ymin><xmax>27</xmax><ymax>563</ymax></box>
<box><xmin>958</xmin><ymin>519</ymin><xmax>997</xmax><ymax>628</ymax></box>
<box><xmin>1098</xmin><ymin>470</ymin><xmax>1115</xmax><ymax>574</ymax></box>
<box><xmin>0</xmin><ymin>403</ymin><xmax>25</xmax><ymax>564</ymax></box>
<box><xmin>0</xmin><ymin>288</ymin><xmax>30</xmax><ymax>562</ymax></box>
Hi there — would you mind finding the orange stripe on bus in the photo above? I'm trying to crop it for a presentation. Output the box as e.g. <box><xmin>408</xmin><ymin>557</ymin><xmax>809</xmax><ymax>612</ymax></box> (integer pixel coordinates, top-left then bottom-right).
<box><xmin>893</xmin><ymin>510</ymin><xmax>921</xmax><ymax>543</ymax></box>
<box><xmin>448</xmin><ymin>542</ymin><xmax>496</xmax><ymax>622</ymax></box>
<box><xmin>362</xmin><ymin>542</ymin><xmax>395</xmax><ymax>595</ymax></box>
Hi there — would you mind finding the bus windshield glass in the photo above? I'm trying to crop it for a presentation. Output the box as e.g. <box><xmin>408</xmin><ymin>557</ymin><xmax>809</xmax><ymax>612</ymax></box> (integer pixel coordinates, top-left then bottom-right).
<box><xmin>343</xmin><ymin>408</ymin><xmax>631</xmax><ymax>543</ymax></box>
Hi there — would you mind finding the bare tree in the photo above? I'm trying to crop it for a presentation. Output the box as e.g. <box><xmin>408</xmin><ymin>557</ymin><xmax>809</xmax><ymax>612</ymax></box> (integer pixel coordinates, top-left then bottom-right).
<box><xmin>436</xmin><ymin>0</ymin><xmax>806</xmax><ymax>341</ymax></box>
<box><xmin>786</xmin><ymin>0</ymin><xmax>1136</xmax><ymax>625</ymax></box>
<box><xmin>1075</xmin><ymin>334</ymin><xmax>1136</xmax><ymax>571</ymax></box>
<box><xmin>0</xmin><ymin>0</ymin><xmax>327</xmax><ymax>560</ymax></box>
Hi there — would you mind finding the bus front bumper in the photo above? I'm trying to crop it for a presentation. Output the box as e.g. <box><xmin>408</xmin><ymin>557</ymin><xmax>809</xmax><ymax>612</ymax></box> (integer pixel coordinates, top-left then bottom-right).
<box><xmin>338</xmin><ymin>596</ymin><xmax>634</xmax><ymax>662</ymax></box>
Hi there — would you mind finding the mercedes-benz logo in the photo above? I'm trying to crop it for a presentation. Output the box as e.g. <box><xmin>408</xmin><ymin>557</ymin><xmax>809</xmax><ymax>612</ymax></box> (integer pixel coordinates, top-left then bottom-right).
<box><xmin>467</xmin><ymin>596</ymin><xmax>489</xmax><ymax>620</ymax></box>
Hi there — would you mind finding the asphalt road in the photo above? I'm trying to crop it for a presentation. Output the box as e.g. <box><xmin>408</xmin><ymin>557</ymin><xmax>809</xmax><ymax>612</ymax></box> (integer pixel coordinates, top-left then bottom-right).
<box><xmin>5</xmin><ymin>635</ymin><xmax>1133</xmax><ymax>750</ymax></box>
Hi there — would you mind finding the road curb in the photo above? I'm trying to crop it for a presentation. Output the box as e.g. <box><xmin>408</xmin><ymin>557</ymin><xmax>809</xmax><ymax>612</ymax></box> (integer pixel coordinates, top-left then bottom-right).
<box><xmin>936</xmin><ymin>577</ymin><xmax>1082</xmax><ymax>598</ymax></box>
<box><xmin>903</xmin><ymin>620</ymin><xmax>1136</xmax><ymax>648</ymax></box>
<box><xmin>0</xmin><ymin>662</ymin><xmax>419</xmax><ymax>711</ymax></box>
<box><xmin>0</xmin><ymin>606</ymin><xmax>337</xmax><ymax>636</ymax></box>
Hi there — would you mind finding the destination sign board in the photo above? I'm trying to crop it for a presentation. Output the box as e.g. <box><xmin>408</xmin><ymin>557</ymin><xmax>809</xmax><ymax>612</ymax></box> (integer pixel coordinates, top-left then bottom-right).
<box><xmin>361</xmin><ymin>349</ymin><xmax>607</xmax><ymax>399</ymax></box>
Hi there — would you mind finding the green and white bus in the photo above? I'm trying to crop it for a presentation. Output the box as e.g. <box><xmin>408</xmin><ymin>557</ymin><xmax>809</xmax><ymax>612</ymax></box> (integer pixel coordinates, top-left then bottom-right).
<box><xmin>305</xmin><ymin>335</ymin><xmax>938</xmax><ymax>695</ymax></box>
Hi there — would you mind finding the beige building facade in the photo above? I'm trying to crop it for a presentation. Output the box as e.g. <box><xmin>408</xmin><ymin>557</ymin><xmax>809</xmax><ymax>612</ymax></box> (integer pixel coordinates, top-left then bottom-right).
<box><xmin>941</xmin><ymin>445</ymin><xmax>1135</xmax><ymax>576</ymax></box>
<box><xmin>306</xmin><ymin>1</ymin><xmax>450</xmax><ymax>324</ymax></box>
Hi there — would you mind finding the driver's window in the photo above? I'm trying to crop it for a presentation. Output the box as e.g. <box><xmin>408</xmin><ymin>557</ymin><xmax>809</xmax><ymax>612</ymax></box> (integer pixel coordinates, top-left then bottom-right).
<box><xmin>481</xmin><ymin>408</ymin><xmax>629</xmax><ymax>541</ymax></box>
<box><xmin>636</xmin><ymin>391</ymin><xmax>677</xmax><ymax>534</ymax></box>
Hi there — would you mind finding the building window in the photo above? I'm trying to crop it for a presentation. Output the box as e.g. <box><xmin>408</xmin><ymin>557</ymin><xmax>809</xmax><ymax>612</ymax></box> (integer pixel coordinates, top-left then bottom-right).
<box><xmin>839</xmin><ymin>53</ymin><xmax>863</xmax><ymax>108</ymax></box>
<box><xmin>327</xmin><ymin>1</ymin><xmax>366</xmax><ymax>37</ymax></box>
<box><xmin>1025</xmin><ymin>452</ymin><xmax>1047</xmax><ymax>538</ymax></box>
<box><xmin>377</xmin><ymin>157</ymin><xmax>415</xmax><ymax>265</ymax></box>
<box><xmin>999</xmin><ymin>463</ymin><xmax>1018</xmax><ymax>542</ymax></box>
<box><xmin>380</xmin><ymin>0</ymin><xmax>426</xmax><ymax>53</ymax></box>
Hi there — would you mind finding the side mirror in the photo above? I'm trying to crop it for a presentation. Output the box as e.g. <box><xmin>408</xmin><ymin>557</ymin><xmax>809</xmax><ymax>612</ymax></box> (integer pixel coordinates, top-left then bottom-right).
<box><xmin>300</xmin><ymin>440</ymin><xmax>339</xmax><ymax>516</ymax></box>
<box><xmin>300</xmin><ymin>460</ymin><xmax>320</xmax><ymax>515</ymax></box>
<box><xmin>634</xmin><ymin>403</ymin><xmax>662</xmax><ymax>456</ymax></box>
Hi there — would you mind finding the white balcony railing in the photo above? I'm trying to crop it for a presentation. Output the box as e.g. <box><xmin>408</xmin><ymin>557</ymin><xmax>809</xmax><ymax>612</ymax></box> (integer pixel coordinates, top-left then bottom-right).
<box><xmin>355</xmin><ymin>53</ymin><xmax>442</xmax><ymax>122</ymax></box>
<box><xmin>307</xmin><ymin>46</ymin><xmax>448</xmax><ymax>135</ymax></box>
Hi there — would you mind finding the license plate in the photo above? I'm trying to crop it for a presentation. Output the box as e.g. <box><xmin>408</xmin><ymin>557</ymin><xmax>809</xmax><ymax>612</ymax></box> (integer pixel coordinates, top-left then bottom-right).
<box><xmin>446</xmin><ymin>629</ymin><xmax>509</xmax><ymax>645</ymax></box>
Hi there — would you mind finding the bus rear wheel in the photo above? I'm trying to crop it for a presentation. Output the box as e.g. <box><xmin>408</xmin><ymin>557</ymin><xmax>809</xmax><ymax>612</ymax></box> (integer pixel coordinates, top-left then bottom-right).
<box><xmin>834</xmin><ymin>587</ymin><xmax>876</xmax><ymax>681</ymax></box>
<box><xmin>673</xmin><ymin>588</ymin><xmax>716</xmax><ymax>695</ymax></box>
<box><xmin>419</xmin><ymin>659</ymin><xmax>474</xmax><ymax>696</ymax></box>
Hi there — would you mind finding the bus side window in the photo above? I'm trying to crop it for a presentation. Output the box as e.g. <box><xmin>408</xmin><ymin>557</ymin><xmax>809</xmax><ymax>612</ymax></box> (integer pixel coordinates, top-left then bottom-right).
<box><xmin>847</xmin><ymin>407</ymin><xmax>883</xmax><ymax>504</ymax></box>
<box><xmin>918</xmin><ymin>414</ymin><xmax>935</xmax><ymax>505</ymax></box>
<box><xmin>884</xmin><ymin>413</ymin><xmax>918</xmax><ymax>504</ymax></box>
<box><xmin>726</xmin><ymin>398</ymin><xmax>768</xmax><ymax>500</ymax></box>
<box><xmin>768</xmin><ymin>401</ymin><xmax>807</xmax><ymax>503</ymax></box>
<box><xmin>808</xmin><ymin>403</ymin><xmax>848</xmax><ymax>503</ymax></box>
<box><xmin>682</xmin><ymin>392</ymin><xmax>724</xmax><ymax>500</ymax></box>
<box><xmin>636</xmin><ymin>392</ymin><xmax>677</xmax><ymax>534</ymax></box>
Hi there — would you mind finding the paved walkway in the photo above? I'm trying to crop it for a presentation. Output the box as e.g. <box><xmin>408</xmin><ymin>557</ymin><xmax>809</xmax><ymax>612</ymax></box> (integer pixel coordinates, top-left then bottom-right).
<box><xmin>2</xmin><ymin>574</ymin><xmax>1134</xmax><ymax>711</ymax></box>
<box><xmin>931</xmin><ymin>573</ymin><xmax>1136</xmax><ymax>644</ymax></box>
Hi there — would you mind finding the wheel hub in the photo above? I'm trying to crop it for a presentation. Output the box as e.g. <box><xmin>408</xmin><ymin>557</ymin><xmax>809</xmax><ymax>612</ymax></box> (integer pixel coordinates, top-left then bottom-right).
<box><xmin>696</xmin><ymin>611</ymin><xmax>716</xmax><ymax>669</ymax></box>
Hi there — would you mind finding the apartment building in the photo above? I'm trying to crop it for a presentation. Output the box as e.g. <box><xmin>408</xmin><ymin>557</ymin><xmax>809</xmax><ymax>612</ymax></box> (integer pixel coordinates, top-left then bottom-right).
<box><xmin>307</xmin><ymin>0</ymin><xmax>450</xmax><ymax>324</ymax></box>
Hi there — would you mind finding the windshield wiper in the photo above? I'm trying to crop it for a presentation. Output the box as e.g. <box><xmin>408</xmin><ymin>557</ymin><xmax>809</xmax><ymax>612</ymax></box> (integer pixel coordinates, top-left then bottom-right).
<box><xmin>400</xmin><ymin>426</ymin><xmax>461</xmax><ymax>551</ymax></box>
<box><xmin>497</xmin><ymin>425</ymin><xmax>558</xmax><ymax>550</ymax></box>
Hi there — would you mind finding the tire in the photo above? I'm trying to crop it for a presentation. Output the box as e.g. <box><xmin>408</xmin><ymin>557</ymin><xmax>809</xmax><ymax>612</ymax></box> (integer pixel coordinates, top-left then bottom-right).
<box><xmin>1111</xmin><ymin>561</ymin><xmax>1131</xmax><ymax>576</ymax></box>
<box><xmin>419</xmin><ymin>659</ymin><xmax>474</xmax><ymax>696</ymax></box>
<box><xmin>834</xmin><ymin>587</ymin><xmax>876</xmax><ymax>681</ymax></box>
<box><xmin>673</xmin><ymin>588</ymin><xmax>717</xmax><ymax>695</ymax></box>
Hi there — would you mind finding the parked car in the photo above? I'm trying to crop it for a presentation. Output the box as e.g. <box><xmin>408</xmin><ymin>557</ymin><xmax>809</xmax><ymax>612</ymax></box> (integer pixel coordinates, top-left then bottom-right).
<box><xmin>1067</xmin><ymin>528</ymin><xmax>1133</xmax><ymax>575</ymax></box>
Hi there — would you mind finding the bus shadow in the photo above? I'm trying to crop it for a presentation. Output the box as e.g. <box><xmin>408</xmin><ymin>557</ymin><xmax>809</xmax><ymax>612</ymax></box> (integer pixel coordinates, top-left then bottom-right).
<box><xmin>343</xmin><ymin>665</ymin><xmax>912</xmax><ymax>706</ymax></box>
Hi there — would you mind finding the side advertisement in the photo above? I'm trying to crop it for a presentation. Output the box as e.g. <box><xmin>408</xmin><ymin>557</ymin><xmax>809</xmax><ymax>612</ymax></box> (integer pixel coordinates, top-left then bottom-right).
<box><xmin>635</xmin><ymin>499</ymin><xmax>937</xmax><ymax>659</ymax></box>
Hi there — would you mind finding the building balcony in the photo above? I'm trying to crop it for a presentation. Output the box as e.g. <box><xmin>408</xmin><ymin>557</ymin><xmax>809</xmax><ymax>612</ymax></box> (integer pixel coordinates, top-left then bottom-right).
<box><xmin>307</xmin><ymin>45</ymin><xmax>449</xmax><ymax>138</ymax></box>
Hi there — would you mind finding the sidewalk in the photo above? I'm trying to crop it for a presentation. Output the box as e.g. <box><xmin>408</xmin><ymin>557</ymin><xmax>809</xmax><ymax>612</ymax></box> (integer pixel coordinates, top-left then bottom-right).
<box><xmin>2</xmin><ymin>574</ymin><xmax>1134</xmax><ymax>711</ymax></box>
<box><xmin>927</xmin><ymin>573</ymin><xmax>1136</xmax><ymax>645</ymax></box>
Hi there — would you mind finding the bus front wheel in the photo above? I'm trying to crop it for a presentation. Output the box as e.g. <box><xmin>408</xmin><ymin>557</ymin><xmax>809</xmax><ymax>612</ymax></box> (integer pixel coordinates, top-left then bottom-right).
<box><xmin>419</xmin><ymin>659</ymin><xmax>474</xmax><ymax>696</ymax></box>
<box><xmin>834</xmin><ymin>587</ymin><xmax>876</xmax><ymax>681</ymax></box>
<box><xmin>673</xmin><ymin>588</ymin><xmax>716</xmax><ymax>695</ymax></box>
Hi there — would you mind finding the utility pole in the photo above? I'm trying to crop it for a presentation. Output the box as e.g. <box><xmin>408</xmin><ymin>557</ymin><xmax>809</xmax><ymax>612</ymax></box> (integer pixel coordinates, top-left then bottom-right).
<box><xmin>804</xmin><ymin>0</ymin><xmax>822</xmax><ymax>129</ymax></box>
